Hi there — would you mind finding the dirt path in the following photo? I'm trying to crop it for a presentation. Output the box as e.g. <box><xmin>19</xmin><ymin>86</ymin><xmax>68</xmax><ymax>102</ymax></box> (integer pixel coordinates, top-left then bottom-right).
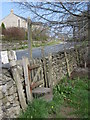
<box><xmin>49</xmin><ymin>104</ymin><xmax>78</xmax><ymax>118</ymax></box>
<box><xmin>59</xmin><ymin>105</ymin><xmax>77</xmax><ymax>118</ymax></box>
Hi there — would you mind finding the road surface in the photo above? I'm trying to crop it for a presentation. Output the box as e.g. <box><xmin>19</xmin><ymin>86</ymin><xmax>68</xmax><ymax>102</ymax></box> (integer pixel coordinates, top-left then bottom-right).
<box><xmin>1</xmin><ymin>42</ymin><xmax>79</xmax><ymax>68</ymax></box>
<box><xmin>16</xmin><ymin>42</ymin><xmax>76</xmax><ymax>60</ymax></box>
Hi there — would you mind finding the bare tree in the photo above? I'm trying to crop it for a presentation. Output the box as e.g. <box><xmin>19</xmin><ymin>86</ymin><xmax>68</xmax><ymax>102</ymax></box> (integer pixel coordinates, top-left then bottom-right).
<box><xmin>16</xmin><ymin>1</ymin><xmax>90</xmax><ymax>40</ymax></box>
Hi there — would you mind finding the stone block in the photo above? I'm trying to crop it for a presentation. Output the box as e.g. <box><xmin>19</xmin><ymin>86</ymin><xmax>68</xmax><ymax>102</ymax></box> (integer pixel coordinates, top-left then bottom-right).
<box><xmin>7</xmin><ymin>105</ymin><xmax>20</xmax><ymax>117</ymax></box>
<box><xmin>0</xmin><ymin>100</ymin><xmax>3</xmax><ymax>106</ymax></box>
<box><xmin>7</xmin><ymin>81</ymin><xmax>13</xmax><ymax>90</ymax></box>
<box><xmin>15</xmin><ymin>96</ymin><xmax>19</xmax><ymax>101</ymax></box>
<box><xmin>7</xmin><ymin>95</ymin><xmax>14</xmax><ymax>102</ymax></box>
<box><xmin>8</xmin><ymin>86</ymin><xmax>14</xmax><ymax>95</ymax></box>
<box><xmin>0</xmin><ymin>91</ymin><xmax>3</xmax><ymax>99</ymax></box>
<box><xmin>0</xmin><ymin>106</ymin><xmax>3</xmax><ymax>116</ymax></box>
<box><xmin>5</xmin><ymin>91</ymin><xmax>8</xmax><ymax>96</ymax></box>
<box><xmin>2</xmin><ymin>84</ymin><xmax>7</xmax><ymax>93</ymax></box>
<box><xmin>0</xmin><ymin>81</ymin><xmax>2</xmax><ymax>86</ymax></box>
<box><xmin>13</xmin><ymin>101</ymin><xmax>19</xmax><ymax>107</ymax></box>
<box><xmin>14</xmin><ymin>106</ymin><xmax>21</xmax><ymax>115</ymax></box>
<box><xmin>2</xmin><ymin>97</ymin><xmax>7</xmax><ymax>104</ymax></box>
<box><xmin>6</xmin><ymin>102</ymin><xmax>10</xmax><ymax>107</ymax></box>
<box><xmin>6</xmin><ymin>103</ymin><xmax>13</xmax><ymax>109</ymax></box>
<box><xmin>0</xmin><ymin>86</ymin><xmax>2</xmax><ymax>91</ymax></box>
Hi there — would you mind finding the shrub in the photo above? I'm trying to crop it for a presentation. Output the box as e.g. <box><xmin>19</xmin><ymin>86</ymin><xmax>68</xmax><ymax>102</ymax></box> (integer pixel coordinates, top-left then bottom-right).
<box><xmin>2</xmin><ymin>27</ymin><xmax>26</xmax><ymax>41</ymax></box>
<box><xmin>32</xmin><ymin>27</ymin><xmax>49</xmax><ymax>42</ymax></box>
<box><xmin>1</xmin><ymin>23</ymin><xmax>6</xmax><ymax>35</ymax></box>
<box><xmin>1</xmin><ymin>22</ymin><xmax>6</xmax><ymax>29</ymax></box>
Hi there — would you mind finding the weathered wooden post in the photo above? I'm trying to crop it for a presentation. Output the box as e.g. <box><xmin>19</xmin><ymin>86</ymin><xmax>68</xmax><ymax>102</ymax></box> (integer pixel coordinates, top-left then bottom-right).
<box><xmin>41</xmin><ymin>47</ymin><xmax>47</xmax><ymax>87</ymax></box>
<box><xmin>84</xmin><ymin>47</ymin><xmax>88</xmax><ymax>68</ymax></box>
<box><xmin>64</xmin><ymin>49</ymin><xmax>70</xmax><ymax>77</ymax></box>
<box><xmin>48</xmin><ymin>53</ymin><xmax>53</xmax><ymax>88</ymax></box>
<box><xmin>22</xmin><ymin>57</ymin><xmax>33</xmax><ymax>103</ymax></box>
<box><xmin>8</xmin><ymin>50</ymin><xmax>27</xmax><ymax>110</ymax></box>
<box><xmin>73</xmin><ymin>25</ymin><xmax>75</xmax><ymax>41</ymax></box>
<box><xmin>75</xmin><ymin>45</ymin><xmax>79</xmax><ymax>66</ymax></box>
<box><xmin>27</xmin><ymin>17</ymin><xmax>32</xmax><ymax>60</ymax></box>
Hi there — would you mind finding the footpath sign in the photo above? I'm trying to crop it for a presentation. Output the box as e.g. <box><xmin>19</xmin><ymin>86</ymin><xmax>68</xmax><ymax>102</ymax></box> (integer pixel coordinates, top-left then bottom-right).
<box><xmin>1</xmin><ymin>51</ymin><xmax>17</xmax><ymax>64</ymax></box>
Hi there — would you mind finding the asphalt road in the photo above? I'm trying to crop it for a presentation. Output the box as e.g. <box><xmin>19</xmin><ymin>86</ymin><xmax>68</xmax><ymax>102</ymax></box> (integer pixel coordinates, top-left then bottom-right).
<box><xmin>2</xmin><ymin>42</ymin><xmax>79</xmax><ymax>68</ymax></box>
<box><xmin>16</xmin><ymin>42</ymin><xmax>76</xmax><ymax>60</ymax></box>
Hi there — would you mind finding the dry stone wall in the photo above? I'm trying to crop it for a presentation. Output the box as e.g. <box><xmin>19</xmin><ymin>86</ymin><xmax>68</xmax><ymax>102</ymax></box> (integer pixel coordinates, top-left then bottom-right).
<box><xmin>0</xmin><ymin>45</ymin><xmax>87</xmax><ymax>118</ymax></box>
<box><xmin>46</xmin><ymin>47</ymin><xmax>87</xmax><ymax>86</ymax></box>
<box><xmin>0</xmin><ymin>68</ymin><xmax>21</xmax><ymax>119</ymax></box>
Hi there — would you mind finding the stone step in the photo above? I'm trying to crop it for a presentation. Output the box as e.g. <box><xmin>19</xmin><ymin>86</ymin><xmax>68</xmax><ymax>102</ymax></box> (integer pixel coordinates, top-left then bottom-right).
<box><xmin>40</xmin><ymin>93</ymin><xmax>53</xmax><ymax>102</ymax></box>
<box><xmin>32</xmin><ymin>87</ymin><xmax>51</xmax><ymax>94</ymax></box>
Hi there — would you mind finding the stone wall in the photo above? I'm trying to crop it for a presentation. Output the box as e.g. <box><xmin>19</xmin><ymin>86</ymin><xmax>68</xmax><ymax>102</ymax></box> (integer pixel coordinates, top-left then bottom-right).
<box><xmin>0</xmin><ymin>68</ymin><xmax>21</xmax><ymax>119</ymax></box>
<box><xmin>45</xmin><ymin>49</ymin><xmax>75</xmax><ymax>86</ymax></box>
<box><xmin>46</xmin><ymin>46</ymin><xmax>87</xmax><ymax>86</ymax></box>
<box><xmin>0</xmin><ymin>45</ymin><xmax>87</xmax><ymax>118</ymax></box>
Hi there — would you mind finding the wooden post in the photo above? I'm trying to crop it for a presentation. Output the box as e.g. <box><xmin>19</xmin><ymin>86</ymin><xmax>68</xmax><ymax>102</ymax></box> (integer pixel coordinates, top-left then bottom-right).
<box><xmin>8</xmin><ymin>50</ymin><xmax>27</xmax><ymax>110</ymax></box>
<box><xmin>73</xmin><ymin>26</ymin><xmax>75</xmax><ymax>41</ymax></box>
<box><xmin>48</xmin><ymin>53</ymin><xmax>52</xmax><ymax>88</ymax></box>
<box><xmin>64</xmin><ymin>49</ymin><xmax>70</xmax><ymax>77</ymax></box>
<box><xmin>75</xmin><ymin>45</ymin><xmax>79</xmax><ymax>66</ymax></box>
<box><xmin>84</xmin><ymin>47</ymin><xmax>88</xmax><ymax>68</ymax></box>
<box><xmin>27</xmin><ymin>17</ymin><xmax>32</xmax><ymax>60</ymax></box>
<box><xmin>22</xmin><ymin>57</ymin><xmax>33</xmax><ymax>103</ymax></box>
<box><xmin>41</xmin><ymin>47</ymin><xmax>47</xmax><ymax>87</ymax></box>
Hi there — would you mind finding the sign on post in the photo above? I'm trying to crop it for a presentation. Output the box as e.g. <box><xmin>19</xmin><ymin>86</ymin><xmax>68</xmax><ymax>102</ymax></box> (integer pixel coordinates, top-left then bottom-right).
<box><xmin>27</xmin><ymin>17</ymin><xmax>32</xmax><ymax>60</ymax></box>
<box><xmin>1</xmin><ymin>51</ymin><xmax>17</xmax><ymax>64</ymax></box>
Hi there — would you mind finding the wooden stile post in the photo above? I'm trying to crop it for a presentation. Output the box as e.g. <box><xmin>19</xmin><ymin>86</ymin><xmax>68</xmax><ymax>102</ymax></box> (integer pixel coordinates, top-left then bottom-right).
<box><xmin>41</xmin><ymin>47</ymin><xmax>47</xmax><ymax>87</ymax></box>
<box><xmin>64</xmin><ymin>49</ymin><xmax>70</xmax><ymax>77</ymax></box>
<box><xmin>48</xmin><ymin>53</ymin><xmax>53</xmax><ymax>88</ymax></box>
<box><xmin>27</xmin><ymin>17</ymin><xmax>32</xmax><ymax>60</ymax></box>
<box><xmin>75</xmin><ymin>45</ymin><xmax>79</xmax><ymax>66</ymax></box>
<box><xmin>8</xmin><ymin>50</ymin><xmax>27</xmax><ymax>110</ymax></box>
<box><xmin>22</xmin><ymin>57</ymin><xmax>33</xmax><ymax>103</ymax></box>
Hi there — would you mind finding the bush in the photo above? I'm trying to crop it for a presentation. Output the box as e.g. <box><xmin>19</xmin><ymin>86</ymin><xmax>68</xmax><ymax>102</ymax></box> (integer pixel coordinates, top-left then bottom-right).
<box><xmin>1</xmin><ymin>23</ymin><xmax>6</xmax><ymax>36</ymax></box>
<box><xmin>2</xmin><ymin>27</ymin><xmax>26</xmax><ymax>41</ymax></box>
<box><xmin>1</xmin><ymin>22</ymin><xmax>6</xmax><ymax>29</ymax></box>
<box><xmin>32</xmin><ymin>27</ymin><xmax>49</xmax><ymax>42</ymax></box>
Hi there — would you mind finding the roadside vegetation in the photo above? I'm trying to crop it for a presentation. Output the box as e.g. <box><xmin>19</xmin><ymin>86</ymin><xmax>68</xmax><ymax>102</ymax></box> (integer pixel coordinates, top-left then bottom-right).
<box><xmin>1</xmin><ymin>23</ymin><xmax>49</xmax><ymax>43</ymax></box>
<box><xmin>1</xmin><ymin>23</ymin><xmax>63</xmax><ymax>50</ymax></box>
<box><xmin>16</xmin><ymin>40</ymin><xmax>62</xmax><ymax>50</ymax></box>
<box><xmin>19</xmin><ymin>76</ymin><xmax>89</xmax><ymax>118</ymax></box>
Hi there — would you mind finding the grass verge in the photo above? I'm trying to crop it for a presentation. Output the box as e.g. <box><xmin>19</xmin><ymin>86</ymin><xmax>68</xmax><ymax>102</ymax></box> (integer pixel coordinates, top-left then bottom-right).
<box><xmin>18</xmin><ymin>76</ymin><xmax>89</xmax><ymax>118</ymax></box>
<box><xmin>13</xmin><ymin>40</ymin><xmax>62</xmax><ymax>50</ymax></box>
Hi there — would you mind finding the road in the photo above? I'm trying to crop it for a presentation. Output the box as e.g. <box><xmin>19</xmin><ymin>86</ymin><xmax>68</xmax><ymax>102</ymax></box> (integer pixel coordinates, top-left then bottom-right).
<box><xmin>16</xmin><ymin>42</ymin><xmax>76</xmax><ymax>60</ymax></box>
<box><xmin>1</xmin><ymin>42</ymin><xmax>79</xmax><ymax>68</ymax></box>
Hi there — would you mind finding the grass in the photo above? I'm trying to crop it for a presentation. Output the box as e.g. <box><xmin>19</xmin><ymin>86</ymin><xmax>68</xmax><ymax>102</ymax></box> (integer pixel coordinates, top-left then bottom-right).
<box><xmin>57</xmin><ymin>76</ymin><xmax>89</xmax><ymax>118</ymax></box>
<box><xmin>19</xmin><ymin>90</ymin><xmax>64</xmax><ymax>118</ymax></box>
<box><xmin>33</xmin><ymin>40</ymin><xmax>62</xmax><ymax>47</ymax></box>
<box><xmin>18</xmin><ymin>76</ymin><xmax>89</xmax><ymax>118</ymax></box>
<box><xmin>19</xmin><ymin>99</ymin><xmax>48</xmax><ymax>118</ymax></box>
<box><xmin>13</xmin><ymin>40</ymin><xmax>62</xmax><ymax>50</ymax></box>
<box><xmin>64</xmin><ymin>77</ymin><xmax>89</xmax><ymax>118</ymax></box>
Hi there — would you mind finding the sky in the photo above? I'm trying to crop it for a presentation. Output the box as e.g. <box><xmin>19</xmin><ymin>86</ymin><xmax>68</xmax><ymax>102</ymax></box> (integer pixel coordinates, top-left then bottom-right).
<box><xmin>0</xmin><ymin>0</ymin><xmax>88</xmax><ymax>20</ymax></box>
<box><xmin>0</xmin><ymin>0</ymin><xmax>88</xmax><ymax>36</ymax></box>
<box><xmin>0</xmin><ymin>1</ymin><xmax>55</xmax><ymax>21</ymax></box>
<box><xmin>1</xmin><ymin>2</ymin><xmax>17</xmax><ymax>20</ymax></box>
<box><xmin>0</xmin><ymin>0</ymin><xmax>57</xmax><ymax>20</ymax></box>
<box><xmin>0</xmin><ymin>2</ymin><xmax>32</xmax><ymax>20</ymax></box>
